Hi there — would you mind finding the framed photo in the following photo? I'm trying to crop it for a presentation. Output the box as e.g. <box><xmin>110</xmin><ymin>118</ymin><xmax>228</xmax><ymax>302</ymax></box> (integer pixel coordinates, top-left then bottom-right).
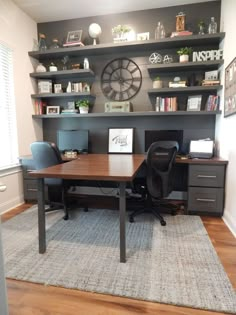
<box><xmin>108</xmin><ymin>128</ymin><xmax>134</xmax><ymax>154</ymax></box>
<box><xmin>224</xmin><ymin>57</ymin><xmax>236</xmax><ymax>117</ymax></box>
<box><xmin>54</xmin><ymin>84</ymin><xmax>62</xmax><ymax>94</ymax></box>
<box><xmin>66</xmin><ymin>30</ymin><xmax>82</xmax><ymax>44</ymax></box>
<box><xmin>187</xmin><ymin>95</ymin><xmax>202</xmax><ymax>111</ymax></box>
<box><xmin>38</xmin><ymin>80</ymin><xmax>52</xmax><ymax>94</ymax></box>
<box><xmin>46</xmin><ymin>106</ymin><xmax>60</xmax><ymax>115</ymax></box>
<box><xmin>136</xmin><ymin>32</ymin><xmax>150</xmax><ymax>41</ymax></box>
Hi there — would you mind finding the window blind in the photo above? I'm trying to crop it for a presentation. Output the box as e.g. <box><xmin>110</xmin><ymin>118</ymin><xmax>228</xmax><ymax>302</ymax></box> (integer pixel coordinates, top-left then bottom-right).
<box><xmin>0</xmin><ymin>42</ymin><xmax>18</xmax><ymax>169</ymax></box>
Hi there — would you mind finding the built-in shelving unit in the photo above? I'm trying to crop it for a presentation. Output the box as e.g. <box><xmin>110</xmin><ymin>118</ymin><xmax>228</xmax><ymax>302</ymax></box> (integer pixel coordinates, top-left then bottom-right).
<box><xmin>31</xmin><ymin>92</ymin><xmax>95</xmax><ymax>99</ymax></box>
<box><xmin>148</xmin><ymin>85</ymin><xmax>222</xmax><ymax>96</ymax></box>
<box><xmin>30</xmin><ymin>69</ymin><xmax>95</xmax><ymax>79</ymax></box>
<box><xmin>28</xmin><ymin>33</ymin><xmax>225</xmax><ymax>60</ymax></box>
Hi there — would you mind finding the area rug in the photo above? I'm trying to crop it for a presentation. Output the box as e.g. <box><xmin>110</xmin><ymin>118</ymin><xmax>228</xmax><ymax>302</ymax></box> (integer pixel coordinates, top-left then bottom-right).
<box><xmin>2</xmin><ymin>206</ymin><xmax>236</xmax><ymax>313</ymax></box>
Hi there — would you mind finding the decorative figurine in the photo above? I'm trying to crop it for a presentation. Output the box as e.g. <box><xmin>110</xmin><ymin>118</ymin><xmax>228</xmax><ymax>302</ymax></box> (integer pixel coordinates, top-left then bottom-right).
<box><xmin>149</xmin><ymin>52</ymin><xmax>162</xmax><ymax>64</ymax></box>
<box><xmin>176</xmin><ymin>12</ymin><xmax>186</xmax><ymax>32</ymax></box>
<box><xmin>88</xmin><ymin>23</ymin><xmax>102</xmax><ymax>45</ymax></box>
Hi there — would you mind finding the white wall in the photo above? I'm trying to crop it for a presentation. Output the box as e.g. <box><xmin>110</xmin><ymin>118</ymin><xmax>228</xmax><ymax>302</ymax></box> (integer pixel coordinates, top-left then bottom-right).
<box><xmin>216</xmin><ymin>0</ymin><xmax>236</xmax><ymax>236</ymax></box>
<box><xmin>0</xmin><ymin>0</ymin><xmax>42</xmax><ymax>214</ymax></box>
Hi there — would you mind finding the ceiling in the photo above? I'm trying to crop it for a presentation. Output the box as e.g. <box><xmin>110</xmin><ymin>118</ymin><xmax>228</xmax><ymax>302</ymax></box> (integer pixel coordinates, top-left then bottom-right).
<box><xmin>13</xmin><ymin>0</ymin><xmax>216</xmax><ymax>23</ymax></box>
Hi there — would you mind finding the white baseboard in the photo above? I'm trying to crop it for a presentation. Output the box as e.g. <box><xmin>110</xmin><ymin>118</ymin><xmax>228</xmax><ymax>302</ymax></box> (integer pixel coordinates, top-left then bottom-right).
<box><xmin>223</xmin><ymin>211</ymin><xmax>236</xmax><ymax>238</ymax></box>
<box><xmin>0</xmin><ymin>195</ymin><xmax>24</xmax><ymax>215</ymax></box>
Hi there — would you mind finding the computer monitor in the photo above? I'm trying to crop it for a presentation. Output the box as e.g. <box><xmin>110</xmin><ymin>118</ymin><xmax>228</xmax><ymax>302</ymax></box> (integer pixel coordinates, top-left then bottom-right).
<box><xmin>145</xmin><ymin>130</ymin><xmax>183</xmax><ymax>152</ymax></box>
<box><xmin>57</xmin><ymin>129</ymin><xmax>89</xmax><ymax>153</ymax></box>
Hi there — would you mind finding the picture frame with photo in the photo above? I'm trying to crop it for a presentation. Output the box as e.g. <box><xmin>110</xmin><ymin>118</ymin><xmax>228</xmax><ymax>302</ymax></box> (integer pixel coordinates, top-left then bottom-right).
<box><xmin>66</xmin><ymin>30</ymin><xmax>82</xmax><ymax>44</ymax></box>
<box><xmin>136</xmin><ymin>32</ymin><xmax>150</xmax><ymax>41</ymax></box>
<box><xmin>108</xmin><ymin>128</ymin><xmax>134</xmax><ymax>154</ymax></box>
<box><xmin>224</xmin><ymin>56</ymin><xmax>236</xmax><ymax>117</ymax></box>
<box><xmin>46</xmin><ymin>106</ymin><xmax>60</xmax><ymax>115</ymax></box>
<box><xmin>187</xmin><ymin>95</ymin><xmax>202</xmax><ymax>111</ymax></box>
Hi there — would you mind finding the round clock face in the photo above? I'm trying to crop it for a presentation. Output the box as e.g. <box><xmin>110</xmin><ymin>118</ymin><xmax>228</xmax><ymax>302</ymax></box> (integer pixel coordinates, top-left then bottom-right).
<box><xmin>101</xmin><ymin>58</ymin><xmax>142</xmax><ymax>101</ymax></box>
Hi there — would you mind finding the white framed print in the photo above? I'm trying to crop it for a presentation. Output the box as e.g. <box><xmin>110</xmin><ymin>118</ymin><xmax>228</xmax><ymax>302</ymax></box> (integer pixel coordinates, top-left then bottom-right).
<box><xmin>46</xmin><ymin>106</ymin><xmax>60</xmax><ymax>115</ymax></box>
<box><xmin>108</xmin><ymin>128</ymin><xmax>134</xmax><ymax>154</ymax></box>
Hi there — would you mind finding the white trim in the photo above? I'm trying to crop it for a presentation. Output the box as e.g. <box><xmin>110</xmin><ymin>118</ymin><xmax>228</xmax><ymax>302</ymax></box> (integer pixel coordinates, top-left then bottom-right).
<box><xmin>0</xmin><ymin>196</ymin><xmax>24</xmax><ymax>215</ymax></box>
<box><xmin>223</xmin><ymin>211</ymin><xmax>236</xmax><ymax>238</ymax></box>
<box><xmin>0</xmin><ymin>165</ymin><xmax>22</xmax><ymax>178</ymax></box>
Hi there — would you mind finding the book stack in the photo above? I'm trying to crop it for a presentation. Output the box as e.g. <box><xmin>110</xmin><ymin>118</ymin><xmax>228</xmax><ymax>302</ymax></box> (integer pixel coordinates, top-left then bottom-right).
<box><xmin>34</xmin><ymin>100</ymin><xmax>46</xmax><ymax>115</ymax></box>
<box><xmin>169</xmin><ymin>81</ymin><xmax>186</xmax><ymax>88</ymax></box>
<box><xmin>63</xmin><ymin>41</ymin><xmax>84</xmax><ymax>47</ymax></box>
<box><xmin>170</xmin><ymin>31</ymin><xmax>193</xmax><ymax>37</ymax></box>
<box><xmin>61</xmin><ymin>109</ymin><xmax>79</xmax><ymax>114</ymax></box>
<box><xmin>205</xmin><ymin>95</ymin><xmax>220</xmax><ymax>111</ymax></box>
<box><xmin>156</xmin><ymin>97</ymin><xmax>178</xmax><ymax>112</ymax></box>
<box><xmin>202</xmin><ymin>79</ymin><xmax>220</xmax><ymax>86</ymax></box>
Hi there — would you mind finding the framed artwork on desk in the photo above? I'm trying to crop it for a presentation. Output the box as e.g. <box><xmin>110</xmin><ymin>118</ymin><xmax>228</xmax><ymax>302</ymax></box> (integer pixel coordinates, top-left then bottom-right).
<box><xmin>108</xmin><ymin>128</ymin><xmax>134</xmax><ymax>154</ymax></box>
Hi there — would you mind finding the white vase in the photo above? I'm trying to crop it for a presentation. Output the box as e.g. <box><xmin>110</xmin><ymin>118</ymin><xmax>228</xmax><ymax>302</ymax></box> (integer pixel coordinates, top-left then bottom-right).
<box><xmin>179</xmin><ymin>55</ymin><xmax>189</xmax><ymax>63</ymax></box>
<box><xmin>36</xmin><ymin>63</ymin><xmax>46</xmax><ymax>72</ymax></box>
<box><xmin>79</xmin><ymin>107</ymin><xmax>89</xmax><ymax>114</ymax></box>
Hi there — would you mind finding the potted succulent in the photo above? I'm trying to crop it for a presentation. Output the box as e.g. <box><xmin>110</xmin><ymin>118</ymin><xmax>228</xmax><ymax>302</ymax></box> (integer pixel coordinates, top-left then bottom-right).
<box><xmin>177</xmin><ymin>47</ymin><xmax>192</xmax><ymax>63</ymax></box>
<box><xmin>112</xmin><ymin>24</ymin><xmax>131</xmax><ymax>42</ymax></box>
<box><xmin>153</xmin><ymin>76</ymin><xmax>163</xmax><ymax>89</ymax></box>
<box><xmin>75</xmin><ymin>99</ymin><xmax>90</xmax><ymax>114</ymax></box>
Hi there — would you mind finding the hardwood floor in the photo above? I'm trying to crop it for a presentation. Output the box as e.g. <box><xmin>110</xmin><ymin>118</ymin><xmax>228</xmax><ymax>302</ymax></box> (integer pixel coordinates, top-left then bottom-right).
<box><xmin>2</xmin><ymin>203</ymin><xmax>236</xmax><ymax>315</ymax></box>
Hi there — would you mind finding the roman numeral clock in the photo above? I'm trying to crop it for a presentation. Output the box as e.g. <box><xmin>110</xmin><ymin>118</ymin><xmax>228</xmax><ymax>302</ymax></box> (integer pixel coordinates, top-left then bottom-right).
<box><xmin>101</xmin><ymin>58</ymin><xmax>142</xmax><ymax>101</ymax></box>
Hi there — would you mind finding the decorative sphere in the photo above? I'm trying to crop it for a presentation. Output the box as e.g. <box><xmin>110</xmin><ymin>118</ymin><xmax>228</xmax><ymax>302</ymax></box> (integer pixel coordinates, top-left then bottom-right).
<box><xmin>88</xmin><ymin>23</ymin><xmax>102</xmax><ymax>39</ymax></box>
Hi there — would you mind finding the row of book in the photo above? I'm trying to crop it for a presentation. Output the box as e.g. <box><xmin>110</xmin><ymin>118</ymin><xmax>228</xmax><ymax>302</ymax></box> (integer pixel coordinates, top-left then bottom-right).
<box><xmin>205</xmin><ymin>95</ymin><xmax>220</xmax><ymax>111</ymax></box>
<box><xmin>34</xmin><ymin>100</ymin><xmax>47</xmax><ymax>115</ymax></box>
<box><xmin>155</xmin><ymin>97</ymin><xmax>177</xmax><ymax>112</ymax></box>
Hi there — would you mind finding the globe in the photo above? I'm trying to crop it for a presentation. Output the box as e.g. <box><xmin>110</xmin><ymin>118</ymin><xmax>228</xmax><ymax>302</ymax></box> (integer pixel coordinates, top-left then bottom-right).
<box><xmin>88</xmin><ymin>23</ymin><xmax>102</xmax><ymax>45</ymax></box>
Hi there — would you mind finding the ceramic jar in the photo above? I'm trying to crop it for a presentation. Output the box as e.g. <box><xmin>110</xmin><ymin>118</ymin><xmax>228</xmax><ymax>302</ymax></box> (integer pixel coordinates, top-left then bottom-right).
<box><xmin>36</xmin><ymin>63</ymin><xmax>46</xmax><ymax>73</ymax></box>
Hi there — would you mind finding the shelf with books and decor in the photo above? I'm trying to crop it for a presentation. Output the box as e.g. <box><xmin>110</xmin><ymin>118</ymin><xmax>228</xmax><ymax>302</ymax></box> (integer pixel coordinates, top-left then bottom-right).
<box><xmin>148</xmin><ymin>85</ymin><xmax>222</xmax><ymax>95</ymax></box>
<box><xmin>31</xmin><ymin>92</ymin><xmax>95</xmax><ymax>99</ymax></box>
<box><xmin>30</xmin><ymin>69</ymin><xmax>95</xmax><ymax>80</ymax></box>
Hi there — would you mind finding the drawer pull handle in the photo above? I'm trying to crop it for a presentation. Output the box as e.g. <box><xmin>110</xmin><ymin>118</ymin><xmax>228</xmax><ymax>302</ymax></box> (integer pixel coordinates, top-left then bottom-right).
<box><xmin>28</xmin><ymin>188</ymin><xmax>37</xmax><ymax>192</ymax></box>
<box><xmin>27</xmin><ymin>170</ymin><xmax>35</xmax><ymax>172</ymax></box>
<box><xmin>197</xmin><ymin>175</ymin><xmax>216</xmax><ymax>178</ymax></box>
<box><xmin>196</xmin><ymin>198</ymin><xmax>215</xmax><ymax>202</ymax></box>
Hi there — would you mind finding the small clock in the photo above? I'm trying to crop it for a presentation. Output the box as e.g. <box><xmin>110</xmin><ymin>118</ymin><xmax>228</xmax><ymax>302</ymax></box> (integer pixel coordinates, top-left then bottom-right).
<box><xmin>101</xmin><ymin>58</ymin><xmax>142</xmax><ymax>101</ymax></box>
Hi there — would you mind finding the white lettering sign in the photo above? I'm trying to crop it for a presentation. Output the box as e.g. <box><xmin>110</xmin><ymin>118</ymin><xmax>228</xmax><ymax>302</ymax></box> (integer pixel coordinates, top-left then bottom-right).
<box><xmin>193</xmin><ymin>49</ymin><xmax>223</xmax><ymax>62</ymax></box>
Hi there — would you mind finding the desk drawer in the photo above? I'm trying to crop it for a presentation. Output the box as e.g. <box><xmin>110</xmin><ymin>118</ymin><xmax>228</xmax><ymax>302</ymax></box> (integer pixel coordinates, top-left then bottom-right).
<box><xmin>188</xmin><ymin>187</ymin><xmax>224</xmax><ymax>214</ymax></box>
<box><xmin>23</xmin><ymin>179</ymin><xmax>37</xmax><ymax>201</ymax></box>
<box><xmin>188</xmin><ymin>165</ymin><xmax>225</xmax><ymax>187</ymax></box>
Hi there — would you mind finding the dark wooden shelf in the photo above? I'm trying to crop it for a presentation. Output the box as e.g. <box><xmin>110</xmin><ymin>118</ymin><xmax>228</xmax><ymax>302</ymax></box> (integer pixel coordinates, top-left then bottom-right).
<box><xmin>32</xmin><ymin>110</ymin><xmax>222</xmax><ymax>119</ymax></box>
<box><xmin>147</xmin><ymin>60</ymin><xmax>224</xmax><ymax>73</ymax></box>
<box><xmin>31</xmin><ymin>92</ymin><xmax>95</xmax><ymax>99</ymax></box>
<box><xmin>30</xmin><ymin>69</ymin><xmax>95</xmax><ymax>79</ymax></box>
<box><xmin>148</xmin><ymin>85</ymin><xmax>222</xmax><ymax>95</ymax></box>
<box><xmin>28</xmin><ymin>33</ymin><xmax>225</xmax><ymax>60</ymax></box>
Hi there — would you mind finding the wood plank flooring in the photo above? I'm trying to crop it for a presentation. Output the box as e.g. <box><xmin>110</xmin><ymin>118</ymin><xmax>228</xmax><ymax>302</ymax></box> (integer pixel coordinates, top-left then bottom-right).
<box><xmin>2</xmin><ymin>203</ymin><xmax>236</xmax><ymax>315</ymax></box>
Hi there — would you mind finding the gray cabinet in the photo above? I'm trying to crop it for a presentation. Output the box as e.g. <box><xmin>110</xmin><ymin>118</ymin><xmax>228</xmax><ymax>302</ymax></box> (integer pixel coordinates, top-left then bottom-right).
<box><xmin>19</xmin><ymin>156</ymin><xmax>37</xmax><ymax>201</ymax></box>
<box><xmin>187</xmin><ymin>164</ymin><xmax>226</xmax><ymax>216</ymax></box>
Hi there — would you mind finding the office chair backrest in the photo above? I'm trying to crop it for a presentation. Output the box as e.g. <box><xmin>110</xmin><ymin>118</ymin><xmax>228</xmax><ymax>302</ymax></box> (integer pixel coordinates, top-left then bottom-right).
<box><xmin>146</xmin><ymin>141</ymin><xmax>179</xmax><ymax>199</ymax></box>
<box><xmin>30</xmin><ymin>141</ymin><xmax>63</xmax><ymax>186</ymax></box>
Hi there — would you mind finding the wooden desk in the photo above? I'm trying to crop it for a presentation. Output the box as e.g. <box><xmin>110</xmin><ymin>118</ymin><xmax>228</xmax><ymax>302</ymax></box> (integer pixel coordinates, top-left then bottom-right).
<box><xmin>30</xmin><ymin>154</ymin><xmax>145</xmax><ymax>263</ymax></box>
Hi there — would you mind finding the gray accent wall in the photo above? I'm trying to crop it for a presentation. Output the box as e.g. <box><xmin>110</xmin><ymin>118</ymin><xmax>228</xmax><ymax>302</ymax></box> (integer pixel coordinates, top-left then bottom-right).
<box><xmin>37</xmin><ymin>1</ymin><xmax>221</xmax><ymax>154</ymax></box>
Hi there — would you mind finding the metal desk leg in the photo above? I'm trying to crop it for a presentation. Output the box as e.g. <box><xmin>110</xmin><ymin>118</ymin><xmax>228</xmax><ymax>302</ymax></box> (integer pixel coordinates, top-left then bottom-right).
<box><xmin>119</xmin><ymin>182</ymin><xmax>126</xmax><ymax>263</ymax></box>
<box><xmin>37</xmin><ymin>178</ymin><xmax>46</xmax><ymax>254</ymax></box>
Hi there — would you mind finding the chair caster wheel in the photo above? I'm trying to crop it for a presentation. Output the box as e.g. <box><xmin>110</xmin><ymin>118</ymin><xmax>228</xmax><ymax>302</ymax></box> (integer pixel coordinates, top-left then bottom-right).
<box><xmin>129</xmin><ymin>216</ymin><xmax>134</xmax><ymax>223</ymax></box>
<box><xmin>160</xmin><ymin>220</ymin><xmax>166</xmax><ymax>226</ymax></box>
<box><xmin>63</xmin><ymin>214</ymin><xmax>69</xmax><ymax>220</ymax></box>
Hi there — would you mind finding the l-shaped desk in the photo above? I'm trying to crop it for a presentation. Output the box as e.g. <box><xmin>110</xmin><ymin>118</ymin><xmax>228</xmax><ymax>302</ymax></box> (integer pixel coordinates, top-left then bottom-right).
<box><xmin>29</xmin><ymin>153</ymin><xmax>227</xmax><ymax>263</ymax></box>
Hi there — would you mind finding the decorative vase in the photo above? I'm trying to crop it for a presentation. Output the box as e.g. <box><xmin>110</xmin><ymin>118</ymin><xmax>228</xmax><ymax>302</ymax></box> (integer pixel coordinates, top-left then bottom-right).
<box><xmin>179</xmin><ymin>54</ymin><xmax>189</xmax><ymax>63</ymax></box>
<box><xmin>79</xmin><ymin>107</ymin><xmax>89</xmax><ymax>114</ymax></box>
<box><xmin>36</xmin><ymin>63</ymin><xmax>46</xmax><ymax>72</ymax></box>
<box><xmin>153</xmin><ymin>80</ymin><xmax>163</xmax><ymax>89</ymax></box>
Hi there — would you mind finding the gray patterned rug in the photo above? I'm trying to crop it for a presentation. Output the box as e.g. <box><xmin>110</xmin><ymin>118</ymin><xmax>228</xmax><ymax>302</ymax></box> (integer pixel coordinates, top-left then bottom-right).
<box><xmin>2</xmin><ymin>206</ymin><xmax>236</xmax><ymax>313</ymax></box>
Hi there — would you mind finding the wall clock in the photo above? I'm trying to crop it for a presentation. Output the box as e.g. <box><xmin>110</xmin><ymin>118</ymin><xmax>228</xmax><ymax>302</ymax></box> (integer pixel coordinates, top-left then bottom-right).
<box><xmin>101</xmin><ymin>58</ymin><xmax>142</xmax><ymax>101</ymax></box>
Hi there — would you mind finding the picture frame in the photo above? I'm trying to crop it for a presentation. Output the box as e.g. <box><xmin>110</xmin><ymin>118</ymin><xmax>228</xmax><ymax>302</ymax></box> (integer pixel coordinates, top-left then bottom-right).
<box><xmin>136</xmin><ymin>32</ymin><xmax>150</xmax><ymax>41</ymax></box>
<box><xmin>54</xmin><ymin>83</ymin><xmax>62</xmax><ymax>94</ymax></box>
<box><xmin>187</xmin><ymin>95</ymin><xmax>202</xmax><ymax>111</ymax></box>
<box><xmin>38</xmin><ymin>80</ymin><xmax>52</xmax><ymax>94</ymax></box>
<box><xmin>46</xmin><ymin>106</ymin><xmax>60</xmax><ymax>115</ymax></box>
<box><xmin>66</xmin><ymin>30</ymin><xmax>82</xmax><ymax>44</ymax></box>
<box><xmin>108</xmin><ymin>128</ymin><xmax>134</xmax><ymax>154</ymax></box>
<box><xmin>224</xmin><ymin>57</ymin><xmax>236</xmax><ymax>117</ymax></box>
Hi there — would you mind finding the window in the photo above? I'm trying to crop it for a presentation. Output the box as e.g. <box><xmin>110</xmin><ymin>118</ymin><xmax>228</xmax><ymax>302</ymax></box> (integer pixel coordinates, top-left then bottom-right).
<box><xmin>0</xmin><ymin>41</ymin><xmax>18</xmax><ymax>169</ymax></box>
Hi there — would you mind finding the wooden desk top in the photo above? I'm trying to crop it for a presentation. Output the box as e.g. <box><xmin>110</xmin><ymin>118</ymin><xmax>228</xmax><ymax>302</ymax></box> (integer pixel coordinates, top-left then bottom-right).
<box><xmin>30</xmin><ymin>154</ymin><xmax>145</xmax><ymax>182</ymax></box>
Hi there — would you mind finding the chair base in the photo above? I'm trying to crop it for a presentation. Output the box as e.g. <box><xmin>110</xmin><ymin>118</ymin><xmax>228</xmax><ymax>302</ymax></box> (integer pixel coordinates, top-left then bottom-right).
<box><xmin>129</xmin><ymin>204</ymin><xmax>167</xmax><ymax>226</ymax></box>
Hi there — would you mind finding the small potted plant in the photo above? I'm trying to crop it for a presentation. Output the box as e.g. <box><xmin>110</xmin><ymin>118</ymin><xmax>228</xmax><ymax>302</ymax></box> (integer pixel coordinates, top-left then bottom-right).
<box><xmin>153</xmin><ymin>76</ymin><xmax>163</xmax><ymax>89</ymax></box>
<box><xmin>198</xmin><ymin>20</ymin><xmax>205</xmax><ymax>35</ymax></box>
<box><xmin>75</xmin><ymin>99</ymin><xmax>90</xmax><ymax>114</ymax></box>
<box><xmin>177</xmin><ymin>47</ymin><xmax>192</xmax><ymax>63</ymax></box>
<box><xmin>112</xmin><ymin>24</ymin><xmax>131</xmax><ymax>42</ymax></box>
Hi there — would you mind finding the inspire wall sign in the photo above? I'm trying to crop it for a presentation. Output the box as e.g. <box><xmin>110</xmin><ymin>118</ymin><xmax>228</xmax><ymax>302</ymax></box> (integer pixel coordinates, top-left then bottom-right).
<box><xmin>193</xmin><ymin>49</ymin><xmax>223</xmax><ymax>62</ymax></box>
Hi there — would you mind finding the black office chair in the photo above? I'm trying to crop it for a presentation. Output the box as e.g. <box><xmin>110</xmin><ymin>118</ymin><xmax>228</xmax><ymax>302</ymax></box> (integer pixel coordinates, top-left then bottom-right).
<box><xmin>30</xmin><ymin>141</ymin><xmax>74</xmax><ymax>220</ymax></box>
<box><xmin>129</xmin><ymin>141</ymin><xmax>179</xmax><ymax>226</ymax></box>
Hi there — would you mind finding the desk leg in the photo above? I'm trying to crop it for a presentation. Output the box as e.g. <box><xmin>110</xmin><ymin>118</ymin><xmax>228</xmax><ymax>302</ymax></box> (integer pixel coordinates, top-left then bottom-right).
<box><xmin>37</xmin><ymin>178</ymin><xmax>46</xmax><ymax>254</ymax></box>
<box><xmin>119</xmin><ymin>182</ymin><xmax>126</xmax><ymax>263</ymax></box>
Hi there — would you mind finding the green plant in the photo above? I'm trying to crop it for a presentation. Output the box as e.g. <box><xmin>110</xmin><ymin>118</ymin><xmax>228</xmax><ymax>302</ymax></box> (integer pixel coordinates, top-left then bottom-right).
<box><xmin>177</xmin><ymin>47</ymin><xmax>192</xmax><ymax>56</ymax></box>
<box><xmin>153</xmin><ymin>76</ymin><xmax>161</xmax><ymax>81</ymax></box>
<box><xmin>75</xmin><ymin>99</ymin><xmax>90</xmax><ymax>108</ymax></box>
<box><xmin>112</xmin><ymin>24</ymin><xmax>131</xmax><ymax>34</ymax></box>
<box><xmin>198</xmin><ymin>20</ymin><xmax>205</xmax><ymax>28</ymax></box>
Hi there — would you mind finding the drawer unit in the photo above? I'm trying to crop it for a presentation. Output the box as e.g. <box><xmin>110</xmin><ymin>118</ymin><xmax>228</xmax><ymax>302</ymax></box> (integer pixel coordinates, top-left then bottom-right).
<box><xmin>188</xmin><ymin>165</ymin><xmax>225</xmax><ymax>187</ymax></box>
<box><xmin>19</xmin><ymin>156</ymin><xmax>37</xmax><ymax>201</ymax></box>
<box><xmin>187</xmin><ymin>164</ymin><xmax>226</xmax><ymax>216</ymax></box>
<box><xmin>188</xmin><ymin>187</ymin><xmax>224</xmax><ymax>215</ymax></box>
